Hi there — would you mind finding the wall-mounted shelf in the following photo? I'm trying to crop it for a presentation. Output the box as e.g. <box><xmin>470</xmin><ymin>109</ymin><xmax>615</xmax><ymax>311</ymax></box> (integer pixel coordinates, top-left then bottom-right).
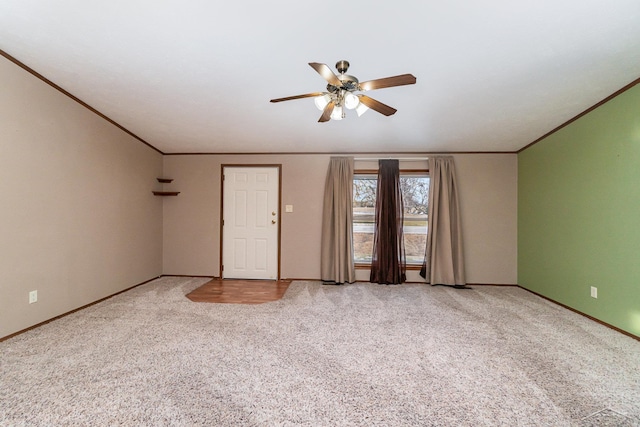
<box><xmin>153</xmin><ymin>177</ymin><xmax>178</xmax><ymax>196</ymax></box>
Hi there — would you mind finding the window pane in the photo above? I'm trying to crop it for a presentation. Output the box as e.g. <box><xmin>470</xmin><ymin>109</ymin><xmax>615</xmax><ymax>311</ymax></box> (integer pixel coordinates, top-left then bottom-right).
<box><xmin>353</xmin><ymin>174</ymin><xmax>429</xmax><ymax>264</ymax></box>
<box><xmin>353</xmin><ymin>176</ymin><xmax>376</xmax><ymax>263</ymax></box>
<box><xmin>400</xmin><ymin>176</ymin><xmax>429</xmax><ymax>264</ymax></box>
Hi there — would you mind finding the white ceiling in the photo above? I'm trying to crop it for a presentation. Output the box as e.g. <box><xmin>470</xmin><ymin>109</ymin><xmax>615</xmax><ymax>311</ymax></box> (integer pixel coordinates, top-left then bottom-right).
<box><xmin>1</xmin><ymin>1</ymin><xmax>639</xmax><ymax>154</ymax></box>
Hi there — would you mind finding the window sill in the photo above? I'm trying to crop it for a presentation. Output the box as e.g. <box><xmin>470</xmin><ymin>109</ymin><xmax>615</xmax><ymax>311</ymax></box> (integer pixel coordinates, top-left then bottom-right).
<box><xmin>355</xmin><ymin>263</ymin><xmax>423</xmax><ymax>271</ymax></box>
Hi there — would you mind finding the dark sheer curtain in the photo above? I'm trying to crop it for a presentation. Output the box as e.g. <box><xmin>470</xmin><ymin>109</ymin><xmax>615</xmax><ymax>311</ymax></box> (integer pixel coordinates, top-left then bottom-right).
<box><xmin>370</xmin><ymin>159</ymin><xmax>406</xmax><ymax>284</ymax></box>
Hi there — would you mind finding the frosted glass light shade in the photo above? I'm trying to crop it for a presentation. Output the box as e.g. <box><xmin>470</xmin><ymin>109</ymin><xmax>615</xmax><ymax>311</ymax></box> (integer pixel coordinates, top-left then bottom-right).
<box><xmin>344</xmin><ymin>92</ymin><xmax>359</xmax><ymax>109</ymax></box>
<box><xmin>330</xmin><ymin>106</ymin><xmax>343</xmax><ymax>120</ymax></box>
<box><xmin>355</xmin><ymin>102</ymin><xmax>369</xmax><ymax>117</ymax></box>
<box><xmin>314</xmin><ymin>94</ymin><xmax>331</xmax><ymax>110</ymax></box>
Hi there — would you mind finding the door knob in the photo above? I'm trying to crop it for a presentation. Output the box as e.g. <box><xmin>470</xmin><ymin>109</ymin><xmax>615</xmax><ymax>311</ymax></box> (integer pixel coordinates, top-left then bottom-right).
<box><xmin>272</xmin><ymin>211</ymin><xmax>277</xmax><ymax>216</ymax></box>
<box><xmin>272</xmin><ymin>220</ymin><xmax>277</xmax><ymax>224</ymax></box>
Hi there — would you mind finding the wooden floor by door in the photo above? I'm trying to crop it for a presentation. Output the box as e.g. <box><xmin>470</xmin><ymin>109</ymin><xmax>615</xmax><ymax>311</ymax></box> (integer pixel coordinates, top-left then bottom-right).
<box><xmin>186</xmin><ymin>279</ymin><xmax>291</xmax><ymax>304</ymax></box>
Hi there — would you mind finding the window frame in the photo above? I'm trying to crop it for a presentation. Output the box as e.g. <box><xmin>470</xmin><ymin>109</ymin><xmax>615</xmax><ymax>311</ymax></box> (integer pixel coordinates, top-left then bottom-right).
<box><xmin>352</xmin><ymin>168</ymin><xmax>429</xmax><ymax>270</ymax></box>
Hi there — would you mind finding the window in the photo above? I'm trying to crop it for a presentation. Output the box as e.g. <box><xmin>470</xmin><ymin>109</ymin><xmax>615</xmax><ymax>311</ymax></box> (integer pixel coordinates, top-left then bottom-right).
<box><xmin>353</xmin><ymin>172</ymin><xmax>429</xmax><ymax>265</ymax></box>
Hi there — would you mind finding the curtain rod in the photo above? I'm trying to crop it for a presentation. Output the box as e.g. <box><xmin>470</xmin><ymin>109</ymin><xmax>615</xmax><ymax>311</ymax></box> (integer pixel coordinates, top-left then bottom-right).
<box><xmin>353</xmin><ymin>157</ymin><xmax>429</xmax><ymax>161</ymax></box>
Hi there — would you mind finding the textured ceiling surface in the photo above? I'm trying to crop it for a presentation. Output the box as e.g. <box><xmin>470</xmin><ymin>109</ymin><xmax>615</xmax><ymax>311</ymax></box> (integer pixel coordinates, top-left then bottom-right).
<box><xmin>1</xmin><ymin>1</ymin><xmax>639</xmax><ymax>154</ymax></box>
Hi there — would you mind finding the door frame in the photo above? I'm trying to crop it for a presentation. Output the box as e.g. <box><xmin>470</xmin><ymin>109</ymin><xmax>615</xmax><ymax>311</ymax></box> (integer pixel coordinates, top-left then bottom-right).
<box><xmin>220</xmin><ymin>164</ymin><xmax>282</xmax><ymax>280</ymax></box>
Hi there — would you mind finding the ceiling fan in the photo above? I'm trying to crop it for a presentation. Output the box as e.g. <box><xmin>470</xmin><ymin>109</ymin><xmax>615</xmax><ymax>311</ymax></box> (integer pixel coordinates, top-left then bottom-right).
<box><xmin>270</xmin><ymin>60</ymin><xmax>416</xmax><ymax>122</ymax></box>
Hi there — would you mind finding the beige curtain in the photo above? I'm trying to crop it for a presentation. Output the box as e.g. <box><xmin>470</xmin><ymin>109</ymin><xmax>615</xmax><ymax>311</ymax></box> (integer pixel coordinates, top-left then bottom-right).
<box><xmin>321</xmin><ymin>157</ymin><xmax>355</xmax><ymax>284</ymax></box>
<box><xmin>420</xmin><ymin>156</ymin><xmax>466</xmax><ymax>286</ymax></box>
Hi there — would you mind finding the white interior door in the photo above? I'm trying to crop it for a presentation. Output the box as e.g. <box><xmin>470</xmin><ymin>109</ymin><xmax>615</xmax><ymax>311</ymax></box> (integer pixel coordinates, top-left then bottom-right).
<box><xmin>222</xmin><ymin>166</ymin><xmax>279</xmax><ymax>279</ymax></box>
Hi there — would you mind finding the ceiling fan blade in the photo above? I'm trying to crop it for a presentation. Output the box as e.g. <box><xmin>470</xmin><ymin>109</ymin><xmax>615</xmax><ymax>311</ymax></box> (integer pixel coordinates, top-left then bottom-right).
<box><xmin>358</xmin><ymin>95</ymin><xmax>397</xmax><ymax>116</ymax></box>
<box><xmin>318</xmin><ymin>101</ymin><xmax>335</xmax><ymax>122</ymax></box>
<box><xmin>270</xmin><ymin>92</ymin><xmax>324</xmax><ymax>103</ymax></box>
<box><xmin>309</xmin><ymin>62</ymin><xmax>342</xmax><ymax>87</ymax></box>
<box><xmin>359</xmin><ymin>74</ymin><xmax>416</xmax><ymax>91</ymax></box>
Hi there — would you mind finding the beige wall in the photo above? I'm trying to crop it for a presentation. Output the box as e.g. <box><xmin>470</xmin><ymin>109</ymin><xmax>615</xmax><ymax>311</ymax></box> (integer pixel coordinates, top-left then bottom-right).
<box><xmin>163</xmin><ymin>153</ymin><xmax>517</xmax><ymax>284</ymax></box>
<box><xmin>0</xmin><ymin>56</ymin><xmax>163</xmax><ymax>338</ymax></box>
<box><xmin>455</xmin><ymin>154</ymin><xmax>517</xmax><ymax>284</ymax></box>
<box><xmin>162</xmin><ymin>155</ymin><xmax>329</xmax><ymax>278</ymax></box>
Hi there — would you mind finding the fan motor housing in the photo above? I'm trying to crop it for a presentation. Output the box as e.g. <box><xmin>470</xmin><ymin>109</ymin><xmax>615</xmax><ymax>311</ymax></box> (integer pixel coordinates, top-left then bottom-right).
<box><xmin>327</xmin><ymin>74</ymin><xmax>359</xmax><ymax>93</ymax></box>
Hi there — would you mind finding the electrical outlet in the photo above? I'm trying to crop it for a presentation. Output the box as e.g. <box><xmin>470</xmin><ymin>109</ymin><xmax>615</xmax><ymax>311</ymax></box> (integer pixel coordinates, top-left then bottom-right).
<box><xmin>590</xmin><ymin>286</ymin><xmax>598</xmax><ymax>299</ymax></box>
<box><xmin>29</xmin><ymin>290</ymin><xmax>38</xmax><ymax>304</ymax></box>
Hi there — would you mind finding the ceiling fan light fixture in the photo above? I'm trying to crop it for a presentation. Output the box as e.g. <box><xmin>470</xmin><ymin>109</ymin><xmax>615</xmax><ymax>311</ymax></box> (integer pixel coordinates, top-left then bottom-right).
<box><xmin>271</xmin><ymin>60</ymin><xmax>416</xmax><ymax>122</ymax></box>
<box><xmin>356</xmin><ymin>102</ymin><xmax>369</xmax><ymax>117</ymax></box>
<box><xmin>344</xmin><ymin>92</ymin><xmax>359</xmax><ymax>110</ymax></box>
<box><xmin>330</xmin><ymin>105</ymin><xmax>344</xmax><ymax>121</ymax></box>
<box><xmin>314</xmin><ymin>94</ymin><xmax>331</xmax><ymax>111</ymax></box>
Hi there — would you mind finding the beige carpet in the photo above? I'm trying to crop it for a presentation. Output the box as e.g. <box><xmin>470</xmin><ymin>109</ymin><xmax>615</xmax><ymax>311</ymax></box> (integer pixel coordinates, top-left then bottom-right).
<box><xmin>1</xmin><ymin>277</ymin><xmax>639</xmax><ymax>426</ymax></box>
